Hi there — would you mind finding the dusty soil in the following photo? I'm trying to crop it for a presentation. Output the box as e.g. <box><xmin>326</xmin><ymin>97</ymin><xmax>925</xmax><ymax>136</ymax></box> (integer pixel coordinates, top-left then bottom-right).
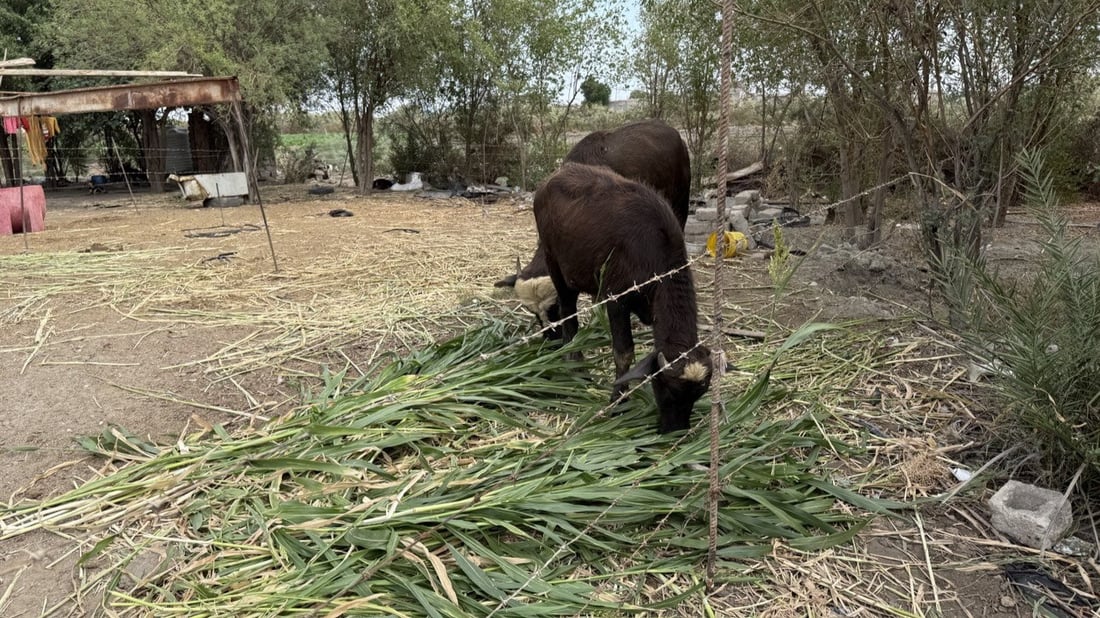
<box><xmin>1</xmin><ymin>183</ymin><xmax>1097</xmax><ymax>616</ymax></box>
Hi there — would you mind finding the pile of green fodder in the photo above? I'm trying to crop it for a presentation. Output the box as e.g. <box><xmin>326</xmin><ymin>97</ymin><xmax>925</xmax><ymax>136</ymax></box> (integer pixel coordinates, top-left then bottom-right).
<box><xmin>1</xmin><ymin>318</ymin><xmax>878</xmax><ymax>616</ymax></box>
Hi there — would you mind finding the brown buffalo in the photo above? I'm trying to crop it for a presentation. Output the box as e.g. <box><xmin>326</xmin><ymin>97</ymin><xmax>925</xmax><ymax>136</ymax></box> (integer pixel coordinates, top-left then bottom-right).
<box><xmin>497</xmin><ymin>119</ymin><xmax>691</xmax><ymax>338</ymax></box>
<box><xmin>535</xmin><ymin>163</ymin><xmax>712</xmax><ymax>433</ymax></box>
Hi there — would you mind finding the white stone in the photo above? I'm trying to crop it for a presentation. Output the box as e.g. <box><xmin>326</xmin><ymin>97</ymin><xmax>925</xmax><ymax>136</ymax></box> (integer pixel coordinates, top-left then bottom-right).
<box><xmin>685</xmin><ymin>241</ymin><xmax>706</xmax><ymax>255</ymax></box>
<box><xmin>684</xmin><ymin>219</ymin><xmax>710</xmax><ymax>235</ymax></box>
<box><xmin>988</xmin><ymin>480</ymin><xmax>1072</xmax><ymax>549</ymax></box>
<box><xmin>694</xmin><ymin>207</ymin><xmax>719</xmax><ymax>221</ymax></box>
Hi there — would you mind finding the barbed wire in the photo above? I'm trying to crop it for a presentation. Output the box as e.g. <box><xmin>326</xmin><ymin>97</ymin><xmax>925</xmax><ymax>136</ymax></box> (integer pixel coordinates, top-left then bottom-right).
<box><xmin>478</xmin><ymin>174</ymin><xmax>915</xmax><ymax>607</ymax></box>
<box><xmin>3</xmin><ymin>166</ymin><xmax>906</xmax><ymax>608</ymax></box>
<box><xmin>332</xmin><ymin>240</ymin><xmax>719</xmax><ymax>600</ymax></box>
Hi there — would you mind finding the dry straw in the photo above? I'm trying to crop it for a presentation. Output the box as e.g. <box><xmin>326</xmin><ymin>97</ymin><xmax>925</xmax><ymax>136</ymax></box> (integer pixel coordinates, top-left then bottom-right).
<box><xmin>2</xmin><ymin>194</ymin><xmax>1092</xmax><ymax>616</ymax></box>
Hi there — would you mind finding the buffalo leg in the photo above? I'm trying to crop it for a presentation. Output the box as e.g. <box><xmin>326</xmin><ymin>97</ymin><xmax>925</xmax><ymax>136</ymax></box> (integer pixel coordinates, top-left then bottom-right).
<box><xmin>549</xmin><ymin>265</ymin><xmax>581</xmax><ymax>361</ymax></box>
<box><xmin>544</xmin><ymin>303</ymin><xmax>563</xmax><ymax>341</ymax></box>
<box><xmin>606</xmin><ymin>300</ymin><xmax>634</xmax><ymax>401</ymax></box>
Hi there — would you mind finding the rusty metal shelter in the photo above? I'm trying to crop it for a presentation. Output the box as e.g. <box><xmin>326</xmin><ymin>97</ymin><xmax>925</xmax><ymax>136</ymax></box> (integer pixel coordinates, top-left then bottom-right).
<box><xmin>0</xmin><ymin>75</ymin><xmax>278</xmax><ymax>269</ymax></box>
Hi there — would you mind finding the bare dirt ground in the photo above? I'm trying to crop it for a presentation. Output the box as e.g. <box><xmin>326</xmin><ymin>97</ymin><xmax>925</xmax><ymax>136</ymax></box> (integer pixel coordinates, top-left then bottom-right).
<box><xmin>1</xmin><ymin>183</ymin><xmax>1097</xmax><ymax>616</ymax></box>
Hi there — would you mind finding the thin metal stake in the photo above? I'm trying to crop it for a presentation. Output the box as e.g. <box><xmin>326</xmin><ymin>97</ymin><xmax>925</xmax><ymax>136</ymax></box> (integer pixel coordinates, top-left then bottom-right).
<box><xmin>215</xmin><ymin>181</ymin><xmax>226</xmax><ymax>227</ymax></box>
<box><xmin>16</xmin><ymin>99</ymin><xmax>28</xmax><ymax>252</ymax></box>
<box><xmin>231</xmin><ymin>99</ymin><xmax>278</xmax><ymax>272</ymax></box>
<box><xmin>112</xmin><ymin>139</ymin><xmax>138</xmax><ymax>209</ymax></box>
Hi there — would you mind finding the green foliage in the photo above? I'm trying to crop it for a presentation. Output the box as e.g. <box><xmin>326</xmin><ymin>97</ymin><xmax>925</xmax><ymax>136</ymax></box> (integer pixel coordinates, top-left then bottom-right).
<box><xmin>1</xmin><ymin>317</ymin><xmax>876</xmax><ymax>615</ymax></box>
<box><xmin>767</xmin><ymin>222</ymin><xmax>792</xmax><ymax>289</ymax></box>
<box><xmin>46</xmin><ymin>0</ymin><xmax>325</xmax><ymax>107</ymax></box>
<box><xmin>947</xmin><ymin>150</ymin><xmax>1100</xmax><ymax>495</ymax></box>
<box><xmin>633</xmin><ymin>0</ymin><xmax>720</xmax><ymax>186</ymax></box>
<box><xmin>1058</xmin><ymin>109</ymin><xmax>1100</xmax><ymax>199</ymax></box>
<box><xmin>580</xmin><ymin>75</ymin><xmax>611</xmax><ymax>106</ymax></box>
<box><xmin>279</xmin><ymin>132</ymin><xmax>346</xmax><ymax>168</ymax></box>
<box><xmin>321</xmin><ymin>0</ymin><xmax>451</xmax><ymax>187</ymax></box>
<box><xmin>277</xmin><ymin>141</ymin><xmax>320</xmax><ymax>184</ymax></box>
<box><xmin>426</xmin><ymin>0</ymin><xmax>621</xmax><ymax>186</ymax></box>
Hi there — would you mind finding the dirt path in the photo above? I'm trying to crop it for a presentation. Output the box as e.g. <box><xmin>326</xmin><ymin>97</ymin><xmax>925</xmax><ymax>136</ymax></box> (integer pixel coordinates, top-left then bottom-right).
<box><xmin>0</xmin><ymin>187</ymin><xmax>537</xmax><ymax>616</ymax></box>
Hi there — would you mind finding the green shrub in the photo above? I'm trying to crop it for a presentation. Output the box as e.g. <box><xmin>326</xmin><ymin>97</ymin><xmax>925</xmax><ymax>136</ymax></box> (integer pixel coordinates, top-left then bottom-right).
<box><xmin>948</xmin><ymin>149</ymin><xmax>1100</xmax><ymax>495</ymax></box>
<box><xmin>277</xmin><ymin>142</ymin><xmax>319</xmax><ymax>184</ymax></box>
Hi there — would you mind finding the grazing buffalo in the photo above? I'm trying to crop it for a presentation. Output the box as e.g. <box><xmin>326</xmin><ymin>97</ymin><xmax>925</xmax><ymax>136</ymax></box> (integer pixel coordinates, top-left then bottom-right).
<box><xmin>563</xmin><ymin>118</ymin><xmax>691</xmax><ymax>226</ymax></box>
<box><xmin>497</xmin><ymin>119</ymin><xmax>691</xmax><ymax>337</ymax></box>
<box><xmin>535</xmin><ymin>163</ymin><xmax>712</xmax><ymax>433</ymax></box>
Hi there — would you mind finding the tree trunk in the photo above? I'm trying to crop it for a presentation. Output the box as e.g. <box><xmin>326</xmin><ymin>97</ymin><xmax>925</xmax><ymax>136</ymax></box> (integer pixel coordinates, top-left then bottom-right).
<box><xmin>356</xmin><ymin>107</ymin><xmax>375</xmax><ymax>195</ymax></box>
<box><xmin>45</xmin><ymin>140</ymin><xmax>64</xmax><ymax>187</ymax></box>
<box><xmin>337</xmin><ymin>90</ymin><xmax>358</xmax><ymax>187</ymax></box>
<box><xmin>140</xmin><ymin>109</ymin><xmax>167</xmax><ymax>192</ymax></box>
<box><xmin>863</xmin><ymin>128</ymin><xmax>893</xmax><ymax>249</ymax></box>
<box><xmin>837</xmin><ymin>141</ymin><xmax>864</xmax><ymax>240</ymax></box>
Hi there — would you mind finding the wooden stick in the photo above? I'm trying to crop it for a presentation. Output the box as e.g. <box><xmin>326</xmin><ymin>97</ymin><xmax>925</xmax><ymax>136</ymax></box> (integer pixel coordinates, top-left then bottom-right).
<box><xmin>706</xmin><ymin>0</ymin><xmax>736</xmax><ymax>594</ymax></box>
<box><xmin>0</xmin><ymin>57</ymin><xmax>35</xmax><ymax>69</ymax></box>
<box><xmin>724</xmin><ymin>328</ymin><xmax>766</xmax><ymax>340</ymax></box>
<box><xmin>112</xmin><ymin>139</ymin><xmax>138</xmax><ymax>209</ymax></box>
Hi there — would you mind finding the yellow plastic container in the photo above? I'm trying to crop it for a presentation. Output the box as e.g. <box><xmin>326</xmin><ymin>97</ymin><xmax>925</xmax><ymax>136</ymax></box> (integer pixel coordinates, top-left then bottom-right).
<box><xmin>706</xmin><ymin>231</ymin><xmax>749</xmax><ymax>258</ymax></box>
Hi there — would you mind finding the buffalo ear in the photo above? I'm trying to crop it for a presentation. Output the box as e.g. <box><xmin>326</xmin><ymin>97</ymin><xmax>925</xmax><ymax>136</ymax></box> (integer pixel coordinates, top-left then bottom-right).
<box><xmin>494</xmin><ymin>257</ymin><xmax>522</xmax><ymax>288</ymax></box>
<box><xmin>613</xmin><ymin>351</ymin><xmax>659</xmax><ymax>386</ymax></box>
<box><xmin>494</xmin><ymin>274</ymin><xmax>519</xmax><ymax>288</ymax></box>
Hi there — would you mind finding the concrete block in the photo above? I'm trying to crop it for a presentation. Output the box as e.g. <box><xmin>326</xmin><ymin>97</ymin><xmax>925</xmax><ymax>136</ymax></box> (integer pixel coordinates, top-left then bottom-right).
<box><xmin>988</xmin><ymin>480</ymin><xmax>1072</xmax><ymax>549</ymax></box>
<box><xmin>724</xmin><ymin>204</ymin><xmax>749</xmax><ymax>220</ymax></box>
<box><xmin>728</xmin><ymin>215</ymin><xmax>756</xmax><ymax>249</ymax></box>
<box><xmin>684</xmin><ymin>241</ymin><xmax>705</xmax><ymax>255</ymax></box>
<box><xmin>755</xmin><ymin>206</ymin><xmax>786</xmax><ymax>221</ymax></box>
<box><xmin>694</xmin><ymin>207</ymin><xmax>719</xmax><ymax>221</ymax></box>
<box><xmin>684</xmin><ymin>219</ymin><xmax>710</xmax><ymax>235</ymax></box>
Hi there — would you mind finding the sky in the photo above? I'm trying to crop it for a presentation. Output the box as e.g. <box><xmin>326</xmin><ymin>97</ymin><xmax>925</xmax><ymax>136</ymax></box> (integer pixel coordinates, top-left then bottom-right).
<box><xmin>608</xmin><ymin>0</ymin><xmax>641</xmax><ymax>101</ymax></box>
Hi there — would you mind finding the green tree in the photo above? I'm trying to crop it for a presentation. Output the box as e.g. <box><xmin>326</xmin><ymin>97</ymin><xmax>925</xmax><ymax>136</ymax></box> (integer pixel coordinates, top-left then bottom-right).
<box><xmin>510</xmin><ymin>0</ymin><xmax>622</xmax><ymax>184</ymax></box>
<box><xmin>580</xmin><ymin>75</ymin><xmax>611</xmax><ymax>106</ymax></box>
<box><xmin>429</xmin><ymin>0</ymin><xmax>621</xmax><ymax>186</ymax></box>
<box><xmin>634</xmin><ymin>0</ymin><xmax>720</xmax><ymax>188</ymax></box>
<box><xmin>322</xmin><ymin>0</ymin><xmax>444</xmax><ymax>192</ymax></box>
<box><xmin>734</xmin><ymin>0</ymin><xmax>1100</xmax><ymax>252</ymax></box>
<box><xmin>44</xmin><ymin>0</ymin><xmax>325</xmax><ymax>189</ymax></box>
<box><xmin>631</xmin><ymin>0</ymin><xmax>677</xmax><ymax>119</ymax></box>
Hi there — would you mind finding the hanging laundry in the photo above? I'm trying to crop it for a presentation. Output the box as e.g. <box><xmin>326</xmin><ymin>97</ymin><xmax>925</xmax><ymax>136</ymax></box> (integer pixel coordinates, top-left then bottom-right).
<box><xmin>42</xmin><ymin>116</ymin><xmax>60</xmax><ymax>139</ymax></box>
<box><xmin>24</xmin><ymin>116</ymin><xmax>48</xmax><ymax>166</ymax></box>
<box><xmin>2</xmin><ymin>117</ymin><xmax>19</xmax><ymax>135</ymax></box>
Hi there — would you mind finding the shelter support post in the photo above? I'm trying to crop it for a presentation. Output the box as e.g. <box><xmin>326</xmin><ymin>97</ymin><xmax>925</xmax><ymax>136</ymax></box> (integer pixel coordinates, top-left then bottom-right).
<box><xmin>230</xmin><ymin>99</ymin><xmax>279</xmax><ymax>272</ymax></box>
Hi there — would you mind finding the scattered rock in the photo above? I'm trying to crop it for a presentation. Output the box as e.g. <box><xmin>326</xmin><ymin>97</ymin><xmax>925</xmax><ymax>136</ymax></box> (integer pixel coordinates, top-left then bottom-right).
<box><xmin>328</xmin><ymin>209</ymin><xmax>353</xmax><ymax>217</ymax></box>
<box><xmin>694</xmin><ymin>206</ymin><xmax>719</xmax><ymax>221</ymax></box>
<box><xmin>1051</xmin><ymin>535</ymin><xmax>1094</xmax><ymax>557</ymax></box>
<box><xmin>988</xmin><ymin>480</ymin><xmax>1072</xmax><ymax>549</ymax></box>
<box><xmin>684</xmin><ymin>219</ymin><xmax>710</xmax><ymax>235</ymax></box>
<box><xmin>391</xmin><ymin>172</ymin><xmax>424</xmax><ymax>191</ymax></box>
<box><xmin>308</xmin><ymin>185</ymin><xmax>335</xmax><ymax>196</ymax></box>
